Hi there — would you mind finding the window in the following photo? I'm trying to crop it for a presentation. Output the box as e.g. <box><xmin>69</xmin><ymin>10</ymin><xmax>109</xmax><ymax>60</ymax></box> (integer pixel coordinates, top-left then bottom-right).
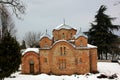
<box><xmin>62</xmin><ymin>33</ymin><xmax>65</xmax><ymax>39</ymax></box>
<box><xmin>75</xmin><ymin>58</ymin><xmax>78</xmax><ymax>65</ymax></box>
<box><xmin>79</xmin><ymin>58</ymin><xmax>82</xmax><ymax>63</ymax></box>
<box><xmin>60</xmin><ymin>47</ymin><xmax>62</xmax><ymax>56</ymax></box>
<box><xmin>80</xmin><ymin>40</ymin><xmax>83</xmax><ymax>46</ymax></box>
<box><xmin>44</xmin><ymin>41</ymin><xmax>48</xmax><ymax>47</ymax></box>
<box><xmin>71</xmin><ymin>33</ymin><xmax>72</xmax><ymax>38</ymax></box>
<box><xmin>60</xmin><ymin>47</ymin><xmax>66</xmax><ymax>56</ymax></box>
<box><xmin>44</xmin><ymin>58</ymin><xmax>47</xmax><ymax>63</ymax></box>
<box><xmin>63</xmin><ymin>59</ymin><xmax>66</xmax><ymax>69</ymax></box>
<box><xmin>45</xmin><ymin>41</ymin><xmax>47</xmax><ymax>43</ymax></box>
<box><xmin>59</xmin><ymin>59</ymin><xmax>66</xmax><ymax>70</ymax></box>
<box><xmin>64</xmin><ymin>47</ymin><xmax>66</xmax><ymax>55</ymax></box>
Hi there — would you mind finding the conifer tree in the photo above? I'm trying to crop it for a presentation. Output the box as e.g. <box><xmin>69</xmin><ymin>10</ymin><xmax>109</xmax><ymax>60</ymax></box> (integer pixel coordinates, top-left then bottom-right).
<box><xmin>87</xmin><ymin>5</ymin><xmax>120</xmax><ymax>59</ymax></box>
<box><xmin>0</xmin><ymin>32</ymin><xmax>21</xmax><ymax>80</ymax></box>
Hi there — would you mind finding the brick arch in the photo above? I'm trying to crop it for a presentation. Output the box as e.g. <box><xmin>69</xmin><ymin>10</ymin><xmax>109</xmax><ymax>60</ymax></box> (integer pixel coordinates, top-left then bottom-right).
<box><xmin>22</xmin><ymin>51</ymin><xmax>39</xmax><ymax>74</ymax></box>
<box><xmin>39</xmin><ymin>37</ymin><xmax>52</xmax><ymax>48</ymax></box>
<box><xmin>51</xmin><ymin>41</ymin><xmax>76</xmax><ymax>74</ymax></box>
<box><xmin>51</xmin><ymin>41</ymin><xmax>76</xmax><ymax>57</ymax></box>
<box><xmin>52</xmin><ymin>41</ymin><xmax>75</xmax><ymax>50</ymax></box>
<box><xmin>75</xmin><ymin>36</ymin><xmax>87</xmax><ymax>47</ymax></box>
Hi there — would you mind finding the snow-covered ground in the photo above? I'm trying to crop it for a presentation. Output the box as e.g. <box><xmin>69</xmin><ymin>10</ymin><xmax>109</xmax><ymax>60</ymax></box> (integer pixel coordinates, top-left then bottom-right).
<box><xmin>5</xmin><ymin>62</ymin><xmax>120</xmax><ymax>80</ymax></box>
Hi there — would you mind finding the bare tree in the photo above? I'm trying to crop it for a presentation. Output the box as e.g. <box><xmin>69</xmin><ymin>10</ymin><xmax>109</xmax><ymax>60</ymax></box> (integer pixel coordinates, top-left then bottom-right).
<box><xmin>24</xmin><ymin>31</ymin><xmax>42</xmax><ymax>48</ymax></box>
<box><xmin>0</xmin><ymin>5</ymin><xmax>16</xmax><ymax>38</ymax></box>
<box><xmin>0</xmin><ymin>0</ymin><xmax>25</xmax><ymax>19</ymax></box>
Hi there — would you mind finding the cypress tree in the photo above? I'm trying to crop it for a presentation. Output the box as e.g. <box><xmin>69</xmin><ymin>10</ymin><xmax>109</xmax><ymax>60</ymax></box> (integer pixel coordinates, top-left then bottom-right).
<box><xmin>87</xmin><ymin>5</ymin><xmax>120</xmax><ymax>59</ymax></box>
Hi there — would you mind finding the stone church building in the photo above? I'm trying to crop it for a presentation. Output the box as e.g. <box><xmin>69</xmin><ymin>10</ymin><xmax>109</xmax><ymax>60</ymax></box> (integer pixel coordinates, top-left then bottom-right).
<box><xmin>22</xmin><ymin>23</ymin><xmax>97</xmax><ymax>75</ymax></box>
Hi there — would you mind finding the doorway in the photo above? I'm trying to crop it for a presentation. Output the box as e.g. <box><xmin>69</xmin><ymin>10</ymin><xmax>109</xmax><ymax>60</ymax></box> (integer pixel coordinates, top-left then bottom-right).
<box><xmin>29</xmin><ymin>60</ymin><xmax>34</xmax><ymax>74</ymax></box>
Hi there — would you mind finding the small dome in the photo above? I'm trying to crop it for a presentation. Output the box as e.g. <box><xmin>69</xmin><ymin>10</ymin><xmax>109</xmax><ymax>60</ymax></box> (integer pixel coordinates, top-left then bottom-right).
<box><xmin>75</xmin><ymin>28</ymin><xmax>87</xmax><ymax>38</ymax></box>
<box><xmin>40</xmin><ymin>30</ymin><xmax>52</xmax><ymax>40</ymax></box>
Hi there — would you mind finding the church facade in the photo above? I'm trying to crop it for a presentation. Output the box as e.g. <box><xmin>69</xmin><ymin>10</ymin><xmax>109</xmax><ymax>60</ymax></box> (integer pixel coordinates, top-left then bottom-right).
<box><xmin>22</xmin><ymin>23</ymin><xmax>97</xmax><ymax>75</ymax></box>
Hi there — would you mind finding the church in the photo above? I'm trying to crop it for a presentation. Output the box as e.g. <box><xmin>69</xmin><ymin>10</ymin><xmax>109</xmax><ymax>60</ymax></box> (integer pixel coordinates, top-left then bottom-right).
<box><xmin>21</xmin><ymin>23</ymin><xmax>97</xmax><ymax>75</ymax></box>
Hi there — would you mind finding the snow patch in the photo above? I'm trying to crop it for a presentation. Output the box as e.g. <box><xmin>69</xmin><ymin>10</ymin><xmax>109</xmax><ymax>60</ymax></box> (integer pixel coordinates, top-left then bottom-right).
<box><xmin>87</xmin><ymin>44</ymin><xmax>97</xmax><ymax>48</ymax></box>
<box><xmin>4</xmin><ymin>62</ymin><xmax>120</xmax><ymax>80</ymax></box>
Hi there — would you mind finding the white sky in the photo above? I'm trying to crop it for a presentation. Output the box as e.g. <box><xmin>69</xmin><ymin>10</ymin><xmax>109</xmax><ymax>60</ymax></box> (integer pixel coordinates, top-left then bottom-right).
<box><xmin>14</xmin><ymin>0</ymin><xmax>120</xmax><ymax>41</ymax></box>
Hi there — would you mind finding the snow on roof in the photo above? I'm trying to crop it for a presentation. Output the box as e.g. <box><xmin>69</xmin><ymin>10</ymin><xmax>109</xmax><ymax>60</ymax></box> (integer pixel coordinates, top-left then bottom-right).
<box><xmin>52</xmin><ymin>40</ymin><xmax>76</xmax><ymax>48</ymax></box>
<box><xmin>87</xmin><ymin>44</ymin><xmax>97</xmax><ymax>48</ymax></box>
<box><xmin>54</xmin><ymin>24</ymin><xmax>76</xmax><ymax>30</ymax></box>
<box><xmin>40</xmin><ymin>31</ymin><xmax>52</xmax><ymax>40</ymax></box>
<box><xmin>52</xmin><ymin>40</ymin><xmax>97</xmax><ymax>49</ymax></box>
<box><xmin>75</xmin><ymin>28</ymin><xmax>87</xmax><ymax>38</ymax></box>
<box><xmin>22</xmin><ymin>48</ymin><xmax>39</xmax><ymax>56</ymax></box>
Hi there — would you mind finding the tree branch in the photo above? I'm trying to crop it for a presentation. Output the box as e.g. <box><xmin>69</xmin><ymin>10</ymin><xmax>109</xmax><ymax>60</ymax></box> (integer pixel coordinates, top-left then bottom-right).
<box><xmin>0</xmin><ymin>0</ymin><xmax>25</xmax><ymax>19</ymax></box>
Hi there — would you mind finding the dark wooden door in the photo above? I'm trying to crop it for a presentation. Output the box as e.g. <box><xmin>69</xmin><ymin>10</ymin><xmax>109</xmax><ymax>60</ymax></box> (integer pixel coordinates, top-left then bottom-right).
<box><xmin>30</xmin><ymin>64</ymin><xmax>34</xmax><ymax>74</ymax></box>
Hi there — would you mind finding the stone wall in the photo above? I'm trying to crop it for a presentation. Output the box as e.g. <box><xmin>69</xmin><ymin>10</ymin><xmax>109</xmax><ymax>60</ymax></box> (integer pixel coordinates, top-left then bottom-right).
<box><xmin>39</xmin><ymin>37</ymin><xmax>52</xmax><ymax>48</ymax></box>
<box><xmin>53</xmin><ymin>29</ymin><xmax>76</xmax><ymax>41</ymax></box>
<box><xmin>75</xmin><ymin>36</ymin><xmax>87</xmax><ymax>47</ymax></box>
<box><xmin>89</xmin><ymin>48</ymin><xmax>97</xmax><ymax>72</ymax></box>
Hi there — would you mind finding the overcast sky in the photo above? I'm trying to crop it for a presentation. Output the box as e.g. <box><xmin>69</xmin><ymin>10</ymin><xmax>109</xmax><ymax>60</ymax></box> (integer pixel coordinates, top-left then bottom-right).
<box><xmin>14</xmin><ymin>0</ymin><xmax>120</xmax><ymax>41</ymax></box>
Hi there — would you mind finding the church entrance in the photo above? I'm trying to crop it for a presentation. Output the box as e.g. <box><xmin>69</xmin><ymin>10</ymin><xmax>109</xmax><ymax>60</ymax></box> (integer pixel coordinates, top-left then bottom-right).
<box><xmin>29</xmin><ymin>60</ymin><xmax>34</xmax><ymax>74</ymax></box>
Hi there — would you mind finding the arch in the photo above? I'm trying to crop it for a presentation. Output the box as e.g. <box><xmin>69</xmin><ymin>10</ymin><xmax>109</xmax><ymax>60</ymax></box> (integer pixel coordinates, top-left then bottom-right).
<box><xmin>40</xmin><ymin>37</ymin><xmax>52</xmax><ymax>42</ymax></box>
<box><xmin>50</xmin><ymin>41</ymin><xmax>76</xmax><ymax>74</ymax></box>
<box><xmin>52</xmin><ymin>40</ymin><xmax>75</xmax><ymax>50</ymax></box>
<box><xmin>39</xmin><ymin>37</ymin><xmax>52</xmax><ymax>48</ymax></box>
<box><xmin>75</xmin><ymin>36</ymin><xmax>87</xmax><ymax>47</ymax></box>
<box><xmin>22</xmin><ymin>51</ymin><xmax>39</xmax><ymax>57</ymax></box>
<box><xmin>22</xmin><ymin>51</ymin><xmax>39</xmax><ymax>74</ymax></box>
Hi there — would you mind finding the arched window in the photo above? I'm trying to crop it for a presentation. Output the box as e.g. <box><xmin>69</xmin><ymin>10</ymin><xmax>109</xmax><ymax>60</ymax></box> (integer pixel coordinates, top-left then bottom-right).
<box><xmin>44</xmin><ymin>41</ymin><xmax>48</xmax><ymax>47</ymax></box>
<box><xmin>60</xmin><ymin>47</ymin><xmax>62</xmax><ymax>56</ymax></box>
<box><xmin>44</xmin><ymin>58</ymin><xmax>47</xmax><ymax>63</ymax></box>
<box><xmin>30</xmin><ymin>60</ymin><xmax>34</xmax><ymax>65</ymax></box>
<box><xmin>75</xmin><ymin>58</ymin><xmax>78</xmax><ymax>65</ymax></box>
<box><xmin>62</xmin><ymin>33</ymin><xmax>65</xmax><ymax>39</ymax></box>
<box><xmin>71</xmin><ymin>33</ymin><xmax>72</xmax><ymax>38</ymax></box>
<box><xmin>64</xmin><ymin>47</ymin><xmax>66</xmax><ymax>55</ymax></box>
<box><xmin>60</xmin><ymin>47</ymin><xmax>66</xmax><ymax>56</ymax></box>
<box><xmin>80</xmin><ymin>40</ymin><xmax>83</xmax><ymax>47</ymax></box>
<box><xmin>79</xmin><ymin>58</ymin><xmax>82</xmax><ymax>63</ymax></box>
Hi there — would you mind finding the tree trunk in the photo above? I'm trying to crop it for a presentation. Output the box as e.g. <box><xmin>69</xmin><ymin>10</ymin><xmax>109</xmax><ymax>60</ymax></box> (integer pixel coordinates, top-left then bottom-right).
<box><xmin>98</xmin><ymin>50</ymin><xmax>101</xmax><ymax>60</ymax></box>
<box><xmin>0</xmin><ymin>78</ymin><xmax>4</xmax><ymax>80</ymax></box>
<box><xmin>98</xmin><ymin>53</ymin><xmax>100</xmax><ymax>60</ymax></box>
<box><xmin>106</xmin><ymin>52</ymin><xmax>107</xmax><ymax>60</ymax></box>
<box><xmin>112</xmin><ymin>52</ymin><xmax>114</xmax><ymax>60</ymax></box>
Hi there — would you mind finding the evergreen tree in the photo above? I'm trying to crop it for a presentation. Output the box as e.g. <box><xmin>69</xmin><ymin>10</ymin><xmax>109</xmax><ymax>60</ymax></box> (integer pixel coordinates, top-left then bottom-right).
<box><xmin>0</xmin><ymin>32</ymin><xmax>21</xmax><ymax>80</ymax></box>
<box><xmin>87</xmin><ymin>5</ymin><xmax>120</xmax><ymax>59</ymax></box>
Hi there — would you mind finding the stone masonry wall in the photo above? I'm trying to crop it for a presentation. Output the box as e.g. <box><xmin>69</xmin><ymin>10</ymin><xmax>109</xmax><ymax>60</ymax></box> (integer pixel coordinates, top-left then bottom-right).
<box><xmin>75</xmin><ymin>36</ymin><xmax>87</xmax><ymax>47</ymax></box>
<box><xmin>53</xmin><ymin>29</ymin><xmax>76</xmax><ymax>41</ymax></box>
<box><xmin>89</xmin><ymin>48</ymin><xmax>97</xmax><ymax>72</ymax></box>
<box><xmin>39</xmin><ymin>37</ymin><xmax>52</xmax><ymax>48</ymax></box>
